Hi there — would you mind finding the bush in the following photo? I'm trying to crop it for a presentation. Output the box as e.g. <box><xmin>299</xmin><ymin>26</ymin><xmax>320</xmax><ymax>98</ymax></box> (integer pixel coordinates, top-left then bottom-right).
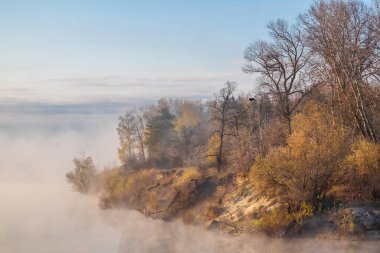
<box><xmin>333</xmin><ymin>209</ymin><xmax>361</xmax><ymax>236</ymax></box>
<box><xmin>66</xmin><ymin>155</ymin><xmax>97</xmax><ymax>193</ymax></box>
<box><xmin>98</xmin><ymin>168</ymin><xmax>129</xmax><ymax>206</ymax></box>
<box><xmin>342</xmin><ymin>139</ymin><xmax>380</xmax><ymax>200</ymax></box>
<box><xmin>98</xmin><ymin>168</ymin><xmax>159</xmax><ymax>208</ymax></box>
<box><xmin>252</xmin><ymin>202</ymin><xmax>313</xmax><ymax>236</ymax></box>
<box><xmin>250</xmin><ymin>102</ymin><xmax>350</xmax><ymax>208</ymax></box>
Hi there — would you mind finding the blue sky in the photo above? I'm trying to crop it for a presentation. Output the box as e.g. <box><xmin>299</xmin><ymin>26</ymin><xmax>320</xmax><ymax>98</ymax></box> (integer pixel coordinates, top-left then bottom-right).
<box><xmin>0</xmin><ymin>0</ymin><xmax>336</xmax><ymax>103</ymax></box>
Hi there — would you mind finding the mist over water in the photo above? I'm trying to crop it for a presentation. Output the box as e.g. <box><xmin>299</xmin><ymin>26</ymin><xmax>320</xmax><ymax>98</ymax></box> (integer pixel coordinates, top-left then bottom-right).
<box><xmin>0</xmin><ymin>110</ymin><xmax>121</xmax><ymax>253</ymax></box>
<box><xmin>0</xmin><ymin>107</ymin><xmax>379</xmax><ymax>253</ymax></box>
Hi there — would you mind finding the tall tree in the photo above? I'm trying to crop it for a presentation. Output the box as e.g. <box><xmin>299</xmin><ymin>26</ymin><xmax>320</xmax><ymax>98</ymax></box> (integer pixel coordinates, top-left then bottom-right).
<box><xmin>208</xmin><ymin>82</ymin><xmax>239</xmax><ymax>171</ymax></box>
<box><xmin>174</xmin><ymin>100</ymin><xmax>204</xmax><ymax>163</ymax></box>
<box><xmin>243</xmin><ymin>19</ymin><xmax>310</xmax><ymax>133</ymax></box>
<box><xmin>301</xmin><ymin>0</ymin><xmax>380</xmax><ymax>142</ymax></box>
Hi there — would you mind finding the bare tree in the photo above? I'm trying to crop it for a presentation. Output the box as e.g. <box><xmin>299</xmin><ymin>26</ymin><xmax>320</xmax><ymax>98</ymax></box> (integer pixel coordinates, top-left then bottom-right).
<box><xmin>301</xmin><ymin>0</ymin><xmax>380</xmax><ymax>142</ymax></box>
<box><xmin>208</xmin><ymin>81</ymin><xmax>238</xmax><ymax>171</ymax></box>
<box><xmin>243</xmin><ymin>19</ymin><xmax>311</xmax><ymax>133</ymax></box>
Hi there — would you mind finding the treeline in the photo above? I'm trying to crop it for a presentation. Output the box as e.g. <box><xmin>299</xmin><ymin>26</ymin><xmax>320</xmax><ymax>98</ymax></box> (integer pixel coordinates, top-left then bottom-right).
<box><xmin>116</xmin><ymin>0</ymin><xmax>380</xmax><ymax>206</ymax></box>
<box><xmin>68</xmin><ymin>0</ymin><xmax>380</xmax><ymax>218</ymax></box>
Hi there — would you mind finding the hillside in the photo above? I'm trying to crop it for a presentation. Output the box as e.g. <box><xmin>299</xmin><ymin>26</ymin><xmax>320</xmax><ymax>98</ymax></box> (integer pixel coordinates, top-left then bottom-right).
<box><xmin>95</xmin><ymin>167</ymin><xmax>380</xmax><ymax>240</ymax></box>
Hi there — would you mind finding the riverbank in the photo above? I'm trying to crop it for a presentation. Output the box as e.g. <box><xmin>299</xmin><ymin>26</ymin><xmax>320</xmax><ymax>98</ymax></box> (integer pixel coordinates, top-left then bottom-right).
<box><xmin>96</xmin><ymin>167</ymin><xmax>380</xmax><ymax>240</ymax></box>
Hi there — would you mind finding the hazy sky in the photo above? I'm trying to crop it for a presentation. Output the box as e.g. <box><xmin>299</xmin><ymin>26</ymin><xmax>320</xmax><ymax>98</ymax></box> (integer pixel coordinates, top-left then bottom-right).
<box><xmin>1</xmin><ymin>0</ymin><xmax>365</xmax><ymax>103</ymax></box>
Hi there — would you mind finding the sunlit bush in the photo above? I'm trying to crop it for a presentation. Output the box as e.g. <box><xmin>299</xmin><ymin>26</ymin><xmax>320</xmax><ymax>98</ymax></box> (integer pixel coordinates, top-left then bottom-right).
<box><xmin>250</xmin><ymin>102</ymin><xmax>350</xmax><ymax>208</ymax></box>
<box><xmin>342</xmin><ymin>139</ymin><xmax>380</xmax><ymax>200</ymax></box>
<box><xmin>252</xmin><ymin>202</ymin><xmax>313</xmax><ymax>235</ymax></box>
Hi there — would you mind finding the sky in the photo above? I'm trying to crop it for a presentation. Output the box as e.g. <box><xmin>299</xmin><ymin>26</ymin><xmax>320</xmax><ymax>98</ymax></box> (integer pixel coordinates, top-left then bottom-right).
<box><xmin>0</xmin><ymin>0</ymin><xmax>352</xmax><ymax>104</ymax></box>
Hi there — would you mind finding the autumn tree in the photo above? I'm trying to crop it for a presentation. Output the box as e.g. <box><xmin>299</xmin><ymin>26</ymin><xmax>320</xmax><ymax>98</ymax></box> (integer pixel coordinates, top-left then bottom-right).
<box><xmin>301</xmin><ymin>0</ymin><xmax>380</xmax><ymax>142</ymax></box>
<box><xmin>174</xmin><ymin>100</ymin><xmax>208</xmax><ymax>164</ymax></box>
<box><xmin>243</xmin><ymin>19</ymin><xmax>311</xmax><ymax>134</ymax></box>
<box><xmin>207</xmin><ymin>82</ymin><xmax>242</xmax><ymax>171</ymax></box>
<box><xmin>117</xmin><ymin>108</ymin><xmax>146</xmax><ymax>167</ymax></box>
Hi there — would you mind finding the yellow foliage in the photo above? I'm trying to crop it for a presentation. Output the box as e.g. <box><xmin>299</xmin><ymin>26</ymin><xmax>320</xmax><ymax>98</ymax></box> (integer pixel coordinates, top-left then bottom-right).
<box><xmin>345</xmin><ymin>139</ymin><xmax>380</xmax><ymax>176</ymax></box>
<box><xmin>293</xmin><ymin>202</ymin><xmax>313</xmax><ymax>224</ymax></box>
<box><xmin>98</xmin><ymin>168</ymin><xmax>159</xmax><ymax>206</ymax></box>
<box><xmin>334</xmin><ymin>209</ymin><xmax>361</xmax><ymax>235</ymax></box>
<box><xmin>342</xmin><ymin>139</ymin><xmax>380</xmax><ymax>200</ymax></box>
<box><xmin>98</xmin><ymin>168</ymin><xmax>129</xmax><ymax>203</ymax></box>
<box><xmin>288</xmin><ymin>103</ymin><xmax>349</xmax><ymax>168</ymax></box>
<box><xmin>117</xmin><ymin>142</ymin><xmax>128</xmax><ymax>164</ymax></box>
<box><xmin>205</xmin><ymin>133</ymin><xmax>221</xmax><ymax>166</ymax></box>
<box><xmin>176</xmin><ymin>167</ymin><xmax>202</xmax><ymax>188</ymax></box>
<box><xmin>253</xmin><ymin>206</ymin><xmax>293</xmax><ymax>234</ymax></box>
<box><xmin>175</xmin><ymin>102</ymin><xmax>200</xmax><ymax>130</ymax></box>
<box><xmin>252</xmin><ymin>202</ymin><xmax>313</xmax><ymax>235</ymax></box>
<box><xmin>250</xmin><ymin>102</ymin><xmax>350</xmax><ymax>206</ymax></box>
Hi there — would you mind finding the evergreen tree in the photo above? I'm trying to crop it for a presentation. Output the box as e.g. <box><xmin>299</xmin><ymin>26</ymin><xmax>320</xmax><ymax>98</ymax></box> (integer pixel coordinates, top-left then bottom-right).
<box><xmin>145</xmin><ymin>106</ymin><xmax>176</xmax><ymax>166</ymax></box>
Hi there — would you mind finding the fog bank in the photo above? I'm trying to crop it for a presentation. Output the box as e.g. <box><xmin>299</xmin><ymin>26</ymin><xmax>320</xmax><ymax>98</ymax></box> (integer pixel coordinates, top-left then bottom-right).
<box><xmin>0</xmin><ymin>112</ymin><xmax>379</xmax><ymax>253</ymax></box>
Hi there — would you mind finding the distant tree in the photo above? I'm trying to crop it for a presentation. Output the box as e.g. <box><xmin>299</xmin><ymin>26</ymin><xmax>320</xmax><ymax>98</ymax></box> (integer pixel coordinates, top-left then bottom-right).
<box><xmin>117</xmin><ymin>108</ymin><xmax>146</xmax><ymax>167</ymax></box>
<box><xmin>144</xmin><ymin>104</ymin><xmax>176</xmax><ymax>167</ymax></box>
<box><xmin>243</xmin><ymin>19</ymin><xmax>311</xmax><ymax>134</ymax></box>
<box><xmin>174</xmin><ymin>100</ymin><xmax>204</xmax><ymax>163</ymax></box>
<box><xmin>117</xmin><ymin>111</ymin><xmax>136</xmax><ymax>164</ymax></box>
<box><xmin>66</xmin><ymin>154</ymin><xmax>97</xmax><ymax>193</ymax></box>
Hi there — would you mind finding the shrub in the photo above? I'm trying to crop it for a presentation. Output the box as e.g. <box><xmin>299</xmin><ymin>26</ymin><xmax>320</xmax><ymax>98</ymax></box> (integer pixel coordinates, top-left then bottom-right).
<box><xmin>250</xmin><ymin>102</ymin><xmax>350</xmax><ymax>208</ymax></box>
<box><xmin>125</xmin><ymin>169</ymin><xmax>160</xmax><ymax>204</ymax></box>
<box><xmin>252</xmin><ymin>202</ymin><xmax>313</xmax><ymax>236</ymax></box>
<box><xmin>66</xmin><ymin>155</ymin><xmax>97</xmax><ymax>194</ymax></box>
<box><xmin>333</xmin><ymin>209</ymin><xmax>362</xmax><ymax>236</ymax></box>
<box><xmin>342</xmin><ymin>139</ymin><xmax>380</xmax><ymax>200</ymax></box>
<box><xmin>98</xmin><ymin>168</ymin><xmax>159</xmax><ymax>208</ymax></box>
<box><xmin>98</xmin><ymin>168</ymin><xmax>129</xmax><ymax>206</ymax></box>
<box><xmin>253</xmin><ymin>206</ymin><xmax>293</xmax><ymax>235</ymax></box>
<box><xmin>175</xmin><ymin>167</ymin><xmax>202</xmax><ymax>188</ymax></box>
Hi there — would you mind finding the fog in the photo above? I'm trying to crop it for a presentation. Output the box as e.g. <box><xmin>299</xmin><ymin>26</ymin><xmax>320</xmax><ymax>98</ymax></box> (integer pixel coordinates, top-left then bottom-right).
<box><xmin>0</xmin><ymin>109</ymin><xmax>379</xmax><ymax>253</ymax></box>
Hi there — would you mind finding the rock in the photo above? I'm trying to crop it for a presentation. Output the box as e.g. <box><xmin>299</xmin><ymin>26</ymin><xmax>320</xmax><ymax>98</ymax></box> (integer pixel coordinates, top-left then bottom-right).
<box><xmin>350</xmin><ymin>207</ymin><xmax>380</xmax><ymax>231</ymax></box>
<box><xmin>206</xmin><ymin>220</ymin><xmax>223</xmax><ymax>230</ymax></box>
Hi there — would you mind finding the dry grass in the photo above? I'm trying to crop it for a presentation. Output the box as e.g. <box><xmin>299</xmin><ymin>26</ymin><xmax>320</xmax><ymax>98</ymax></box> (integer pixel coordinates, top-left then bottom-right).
<box><xmin>175</xmin><ymin>167</ymin><xmax>203</xmax><ymax>188</ymax></box>
<box><xmin>98</xmin><ymin>168</ymin><xmax>160</xmax><ymax>208</ymax></box>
